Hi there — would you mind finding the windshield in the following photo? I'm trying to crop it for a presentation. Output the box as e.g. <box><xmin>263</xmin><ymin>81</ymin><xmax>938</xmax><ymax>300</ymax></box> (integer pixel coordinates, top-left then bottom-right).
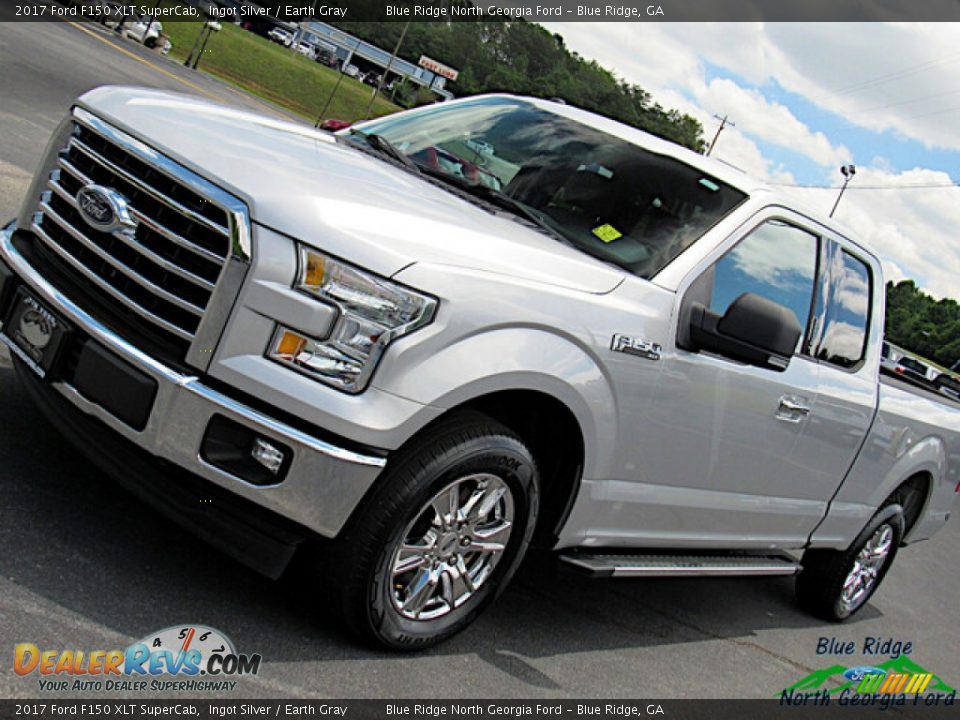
<box><xmin>354</xmin><ymin>97</ymin><xmax>747</xmax><ymax>278</ymax></box>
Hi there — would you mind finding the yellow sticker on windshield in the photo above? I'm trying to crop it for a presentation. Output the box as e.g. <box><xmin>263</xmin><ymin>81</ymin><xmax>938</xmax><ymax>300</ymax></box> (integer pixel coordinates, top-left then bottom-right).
<box><xmin>592</xmin><ymin>224</ymin><xmax>622</xmax><ymax>243</ymax></box>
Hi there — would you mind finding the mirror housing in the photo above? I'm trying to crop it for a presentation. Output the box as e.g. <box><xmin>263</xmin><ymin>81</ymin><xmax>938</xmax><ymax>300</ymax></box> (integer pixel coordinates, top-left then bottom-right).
<box><xmin>686</xmin><ymin>292</ymin><xmax>802</xmax><ymax>370</ymax></box>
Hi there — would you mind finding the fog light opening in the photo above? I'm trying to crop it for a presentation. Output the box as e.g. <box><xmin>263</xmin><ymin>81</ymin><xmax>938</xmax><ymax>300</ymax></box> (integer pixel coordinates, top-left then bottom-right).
<box><xmin>251</xmin><ymin>437</ymin><xmax>287</xmax><ymax>476</ymax></box>
<box><xmin>201</xmin><ymin>415</ymin><xmax>293</xmax><ymax>485</ymax></box>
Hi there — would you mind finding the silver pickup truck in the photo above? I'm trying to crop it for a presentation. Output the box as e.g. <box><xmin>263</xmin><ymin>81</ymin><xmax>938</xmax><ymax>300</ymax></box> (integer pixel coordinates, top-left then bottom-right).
<box><xmin>2</xmin><ymin>88</ymin><xmax>958</xmax><ymax>649</ymax></box>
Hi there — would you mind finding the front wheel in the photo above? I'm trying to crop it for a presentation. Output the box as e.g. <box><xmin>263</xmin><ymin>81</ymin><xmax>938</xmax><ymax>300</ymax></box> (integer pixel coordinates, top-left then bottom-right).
<box><xmin>326</xmin><ymin>412</ymin><xmax>539</xmax><ymax>650</ymax></box>
<box><xmin>796</xmin><ymin>504</ymin><xmax>904</xmax><ymax>621</ymax></box>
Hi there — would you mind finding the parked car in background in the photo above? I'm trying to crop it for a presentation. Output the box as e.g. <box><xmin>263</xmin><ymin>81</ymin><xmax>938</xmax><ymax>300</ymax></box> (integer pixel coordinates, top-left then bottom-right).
<box><xmin>104</xmin><ymin>15</ymin><xmax>164</xmax><ymax>49</ymax></box>
<box><xmin>122</xmin><ymin>17</ymin><xmax>163</xmax><ymax>48</ymax></box>
<box><xmin>880</xmin><ymin>341</ymin><xmax>899</xmax><ymax>372</ymax></box>
<box><xmin>934</xmin><ymin>372</ymin><xmax>960</xmax><ymax>400</ymax></box>
<box><xmin>267</xmin><ymin>27</ymin><xmax>294</xmax><ymax>47</ymax></box>
<box><xmin>315</xmin><ymin>49</ymin><xmax>338</xmax><ymax>68</ymax></box>
<box><xmin>319</xmin><ymin>118</ymin><xmax>352</xmax><ymax>132</ymax></box>
<box><xmin>466</xmin><ymin>139</ymin><xmax>495</xmax><ymax>157</ymax></box>
<box><xmin>294</xmin><ymin>41</ymin><xmax>317</xmax><ymax>59</ymax></box>
<box><xmin>893</xmin><ymin>355</ymin><xmax>934</xmax><ymax>386</ymax></box>
<box><xmin>341</xmin><ymin>63</ymin><xmax>360</xmax><ymax>78</ymax></box>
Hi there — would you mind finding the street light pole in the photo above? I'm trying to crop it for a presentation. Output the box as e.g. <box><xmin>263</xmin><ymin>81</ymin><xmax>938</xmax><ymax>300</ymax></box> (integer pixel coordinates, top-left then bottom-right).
<box><xmin>829</xmin><ymin>164</ymin><xmax>857</xmax><ymax>218</ymax></box>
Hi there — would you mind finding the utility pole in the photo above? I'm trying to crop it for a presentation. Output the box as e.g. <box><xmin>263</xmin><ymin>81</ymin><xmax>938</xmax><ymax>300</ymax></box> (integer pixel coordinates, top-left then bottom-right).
<box><xmin>705</xmin><ymin>114</ymin><xmax>735</xmax><ymax>156</ymax></box>
<box><xmin>315</xmin><ymin>35</ymin><xmax>365</xmax><ymax>127</ymax></box>
<box><xmin>185</xmin><ymin>20</ymin><xmax>220</xmax><ymax>70</ymax></box>
<box><xmin>184</xmin><ymin>22</ymin><xmax>207</xmax><ymax>68</ymax></box>
<box><xmin>144</xmin><ymin>0</ymin><xmax>162</xmax><ymax>37</ymax></box>
<box><xmin>193</xmin><ymin>23</ymin><xmax>214</xmax><ymax>69</ymax></box>
<box><xmin>363</xmin><ymin>21</ymin><xmax>410</xmax><ymax>120</ymax></box>
<box><xmin>830</xmin><ymin>164</ymin><xmax>857</xmax><ymax>218</ymax></box>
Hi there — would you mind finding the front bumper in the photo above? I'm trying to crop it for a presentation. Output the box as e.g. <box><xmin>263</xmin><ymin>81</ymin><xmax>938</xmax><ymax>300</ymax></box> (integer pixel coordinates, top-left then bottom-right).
<box><xmin>0</xmin><ymin>220</ymin><xmax>386</xmax><ymax>542</ymax></box>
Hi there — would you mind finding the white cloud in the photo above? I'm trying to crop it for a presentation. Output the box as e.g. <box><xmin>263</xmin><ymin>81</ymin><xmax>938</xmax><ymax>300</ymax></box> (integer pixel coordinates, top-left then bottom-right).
<box><xmin>545</xmin><ymin>22</ymin><xmax>850</xmax><ymax>170</ymax></box>
<box><xmin>788</xmin><ymin>167</ymin><xmax>960</xmax><ymax>299</ymax></box>
<box><xmin>692</xmin><ymin>78</ymin><xmax>852</xmax><ymax>167</ymax></box>
<box><xmin>542</xmin><ymin>21</ymin><xmax>960</xmax><ymax>300</ymax></box>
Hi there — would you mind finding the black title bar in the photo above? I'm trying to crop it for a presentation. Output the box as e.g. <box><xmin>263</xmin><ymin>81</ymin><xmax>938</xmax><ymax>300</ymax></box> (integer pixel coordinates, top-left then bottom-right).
<box><xmin>2</xmin><ymin>699</ymin><xmax>960</xmax><ymax>718</ymax></box>
<box><xmin>7</xmin><ymin>0</ymin><xmax>960</xmax><ymax>22</ymax></box>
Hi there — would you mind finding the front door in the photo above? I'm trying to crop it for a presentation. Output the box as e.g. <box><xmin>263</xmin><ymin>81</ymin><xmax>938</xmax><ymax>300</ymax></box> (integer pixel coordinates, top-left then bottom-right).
<box><xmin>611</xmin><ymin>211</ymin><xmax>829</xmax><ymax>547</ymax></box>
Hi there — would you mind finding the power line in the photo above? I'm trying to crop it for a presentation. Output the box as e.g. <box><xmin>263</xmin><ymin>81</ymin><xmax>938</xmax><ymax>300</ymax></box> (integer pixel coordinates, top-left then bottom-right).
<box><xmin>772</xmin><ymin>181</ymin><xmax>960</xmax><ymax>190</ymax></box>
<box><xmin>817</xmin><ymin>50</ymin><xmax>960</xmax><ymax>100</ymax></box>
<box><xmin>843</xmin><ymin>86</ymin><xmax>960</xmax><ymax>116</ymax></box>
<box><xmin>795</xmin><ymin>51</ymin><xmax>960</xmax><ymax>121</ymax></box>
<box><xmin>902</xmin><ymin>103</ymin><xmax>960</xmax><ymax>121</ymax></box>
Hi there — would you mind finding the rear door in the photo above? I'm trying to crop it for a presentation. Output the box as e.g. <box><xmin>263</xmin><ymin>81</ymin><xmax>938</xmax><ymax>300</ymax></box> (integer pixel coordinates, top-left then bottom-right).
<box><xmin>800</xmin><ymin>235</ymin><xmax>880</xmax><ymax>509</ymax></box>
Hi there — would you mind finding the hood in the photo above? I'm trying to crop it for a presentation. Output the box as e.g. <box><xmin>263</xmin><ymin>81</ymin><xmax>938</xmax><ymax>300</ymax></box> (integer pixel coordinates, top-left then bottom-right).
<box><xmin>76</xmin><ymin>87</ymin><xmax>625</xmax><ymax>294</ymax></box>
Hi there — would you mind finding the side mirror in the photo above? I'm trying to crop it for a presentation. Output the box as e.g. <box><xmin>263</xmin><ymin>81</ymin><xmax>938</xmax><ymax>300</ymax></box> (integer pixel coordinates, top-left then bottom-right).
<box><xmin>687</xmin><ymin>292</ymin><xmax>802</xmax><ymax>370</ymax></box>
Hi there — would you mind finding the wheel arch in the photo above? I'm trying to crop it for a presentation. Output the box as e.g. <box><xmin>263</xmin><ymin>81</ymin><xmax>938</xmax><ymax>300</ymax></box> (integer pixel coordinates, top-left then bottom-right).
<box><xmin>883</xmin><ymin>472</ymin><xmax>933</xmax><ymax>543</ymax></box>
<box><xmin>453</xmin><ymin>389</ymin><xmax>586</xmax><ymax>547</ymax></box>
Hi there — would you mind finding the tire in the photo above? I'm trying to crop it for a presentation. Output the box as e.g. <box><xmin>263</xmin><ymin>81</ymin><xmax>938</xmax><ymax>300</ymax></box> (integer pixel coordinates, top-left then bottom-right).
<box><xmin>796</xmin><ymin>504</ymin><xmax>904</xmax><ymax>621</ymax></box>
<box><xmin>325</xmin><ymin>411</ymin><xmax>539</xmax><ymax>650</ymax></box>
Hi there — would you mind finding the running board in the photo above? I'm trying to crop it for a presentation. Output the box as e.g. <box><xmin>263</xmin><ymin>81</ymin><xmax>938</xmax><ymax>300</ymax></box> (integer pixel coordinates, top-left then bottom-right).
<box><xmin>559</xmin><ymin>551</ymin><xmax>801</xmax><ymax>578</ymax></box>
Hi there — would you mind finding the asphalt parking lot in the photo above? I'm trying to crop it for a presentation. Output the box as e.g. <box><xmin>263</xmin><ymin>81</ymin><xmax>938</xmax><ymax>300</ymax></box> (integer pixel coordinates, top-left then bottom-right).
<box><xmin>1</xmin><ymin>21</ymin><xmax>958</xmax><ymax>701</ymax></box>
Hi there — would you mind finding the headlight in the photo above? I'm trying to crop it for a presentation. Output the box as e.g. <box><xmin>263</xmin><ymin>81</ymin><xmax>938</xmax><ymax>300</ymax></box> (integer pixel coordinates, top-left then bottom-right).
<box><xmin>267</xmin><ymin>246</ymin><xmax>437</xmax><ymax>393</ymax></box>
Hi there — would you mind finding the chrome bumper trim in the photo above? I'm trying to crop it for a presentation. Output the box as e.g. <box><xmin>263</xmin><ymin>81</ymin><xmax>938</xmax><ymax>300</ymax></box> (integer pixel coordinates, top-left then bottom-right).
<box><xmin>1</xmin><ymin>219</ymin><xmax>387</xmax><ymax>537</ymax></box>
<box><xmin>1</xmin><ymin>219</ymin><xmax>383</xmax><ymax>469</ymax></box>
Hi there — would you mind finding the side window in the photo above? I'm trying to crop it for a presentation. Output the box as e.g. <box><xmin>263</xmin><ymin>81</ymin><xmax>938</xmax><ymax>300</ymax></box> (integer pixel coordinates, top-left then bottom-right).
<box><xmin>814</xmin><ymin>247</ymin><xmax>871</xmax><ymax>368</ymax></box>
<box><xmin>708</xmin><ymin>220</ymin><xmax>819</xmax><ymax>344</ymax></box>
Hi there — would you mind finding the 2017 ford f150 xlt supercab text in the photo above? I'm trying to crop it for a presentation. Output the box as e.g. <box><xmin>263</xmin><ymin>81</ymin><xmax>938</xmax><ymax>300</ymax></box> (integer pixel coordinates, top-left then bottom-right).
<box><xmin>2</xmin><ymin>89</ymin><xmax>958</xmax><ymax>649</ymax></box>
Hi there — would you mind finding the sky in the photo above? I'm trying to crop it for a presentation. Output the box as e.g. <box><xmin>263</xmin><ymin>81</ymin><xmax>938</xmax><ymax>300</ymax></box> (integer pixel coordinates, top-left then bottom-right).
<box><xmin>540</xmin><ymin>22</ymin><xmax>960</xmax><ymax>301</ymax></box>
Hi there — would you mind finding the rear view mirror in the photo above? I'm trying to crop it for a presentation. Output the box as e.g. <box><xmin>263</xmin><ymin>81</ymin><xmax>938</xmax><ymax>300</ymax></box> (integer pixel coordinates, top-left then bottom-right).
<box><xmin>686</xmin><ymin>292</ymin><xmax>802</xmax><ymax>370</ymax></box>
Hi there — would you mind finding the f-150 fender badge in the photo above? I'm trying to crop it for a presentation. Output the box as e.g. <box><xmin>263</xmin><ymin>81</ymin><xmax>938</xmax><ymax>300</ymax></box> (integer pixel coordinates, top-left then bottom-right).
<box><xmin>611</xmin><ymin>333</ymin><xmax>662</xmax><ymax>361</ymax></box>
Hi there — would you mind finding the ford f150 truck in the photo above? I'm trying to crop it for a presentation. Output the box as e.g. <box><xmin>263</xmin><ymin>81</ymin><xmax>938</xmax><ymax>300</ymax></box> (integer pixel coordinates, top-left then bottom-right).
<box><xmin>2</xmin><ymin>88</ymin><xmax>958</xmax><ymax>649</ymax></box>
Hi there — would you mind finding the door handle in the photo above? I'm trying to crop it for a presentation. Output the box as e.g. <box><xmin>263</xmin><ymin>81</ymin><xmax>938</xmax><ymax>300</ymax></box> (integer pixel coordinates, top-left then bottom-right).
<box><xmin>777</xmin><ymin>395</ymin><xmax>811</xmax><ymax>421</ymax></box>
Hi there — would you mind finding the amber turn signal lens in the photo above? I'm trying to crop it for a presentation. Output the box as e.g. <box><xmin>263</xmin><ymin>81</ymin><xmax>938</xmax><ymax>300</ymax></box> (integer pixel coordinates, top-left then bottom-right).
<box><xmin>276</xmin><ymin>331</ymin><xmax>306</xmax><ymax>357</ymax></box>
<box><xmin>303</xmin><ymin>251</ymin><xmax>326</xmax><ymax>290</ymax></box>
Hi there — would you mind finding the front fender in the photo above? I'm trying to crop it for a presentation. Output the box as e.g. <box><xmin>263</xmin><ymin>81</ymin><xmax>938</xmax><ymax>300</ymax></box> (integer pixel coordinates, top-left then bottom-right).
<box><xmin>375</xmin><ymin>260</ymin><xmax>629</xmax><ymax>481</ymax></box>
<box><xmin>374</xmin><ymin>325</ymin><xmax>618</xmax><ymax>481</ymax></box>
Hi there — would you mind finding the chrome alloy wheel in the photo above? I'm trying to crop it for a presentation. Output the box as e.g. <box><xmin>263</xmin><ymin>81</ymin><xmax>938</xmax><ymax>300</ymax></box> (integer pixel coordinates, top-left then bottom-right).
<box><xmin>840</xmin><ymin>523</ymin><xmax>894</xmax><ymax>613</ymax></box>
<box><xmin>389</xmin><ymin>473</ymin><xmax>515</xmax><ymax>621</ymax></box>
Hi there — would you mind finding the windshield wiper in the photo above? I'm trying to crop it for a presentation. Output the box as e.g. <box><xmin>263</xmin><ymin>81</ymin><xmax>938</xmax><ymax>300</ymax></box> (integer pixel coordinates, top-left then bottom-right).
<box><xmin>414</xmin><ymin>164</ymin><xmax>573</xmax><ymax>247</ymax></box>
<box><xmin>346</xmin><ymin>129</ymin><xmax>419</xmax><ymax>171</ymax></box>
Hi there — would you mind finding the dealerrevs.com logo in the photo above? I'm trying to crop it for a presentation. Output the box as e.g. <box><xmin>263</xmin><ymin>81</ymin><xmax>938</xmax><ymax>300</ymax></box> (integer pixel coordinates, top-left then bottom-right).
<box><xmin>14</xmin><ymin>625</ymin><xmax>262</xmax><ymax>693</ymax></box>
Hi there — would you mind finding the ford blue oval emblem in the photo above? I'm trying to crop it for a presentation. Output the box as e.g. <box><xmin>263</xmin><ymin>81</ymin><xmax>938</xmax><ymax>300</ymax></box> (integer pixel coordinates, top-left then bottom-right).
<box><xmin>75</xmin><ymin>184</ymin><xmax>136</xmax><ymax>235</ymax></box>
<box><xmin>843</xmin><ymin>666</ymin><xmax>886</xmax><ymax>682</ymax></box>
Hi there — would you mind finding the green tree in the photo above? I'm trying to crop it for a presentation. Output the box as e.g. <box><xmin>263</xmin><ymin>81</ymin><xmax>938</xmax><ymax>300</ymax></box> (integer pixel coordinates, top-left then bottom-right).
<box><xmin>885</xmin><ymin>280</ymin><xmax>960</xmax><ymax>368</ymax></box>
<box><xmin>332</xmin><ymin>19</ymin><xmax>705</xmax><ymax>151</ymax></box>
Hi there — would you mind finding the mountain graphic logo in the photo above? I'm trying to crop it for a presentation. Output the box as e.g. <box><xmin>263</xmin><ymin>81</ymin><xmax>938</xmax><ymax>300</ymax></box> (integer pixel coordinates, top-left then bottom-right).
<box><xmin>782</xmin><ymin>656</ymin><xmax>956</xmax><ymax>696</ymax></box>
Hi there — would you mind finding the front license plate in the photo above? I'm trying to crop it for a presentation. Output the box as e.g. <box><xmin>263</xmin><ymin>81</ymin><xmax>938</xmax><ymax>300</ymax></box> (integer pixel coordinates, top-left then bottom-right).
<box><xmin>0</xmin><ymin>289</ymin><xmax>70</xmax><ymax>380</ymax></box>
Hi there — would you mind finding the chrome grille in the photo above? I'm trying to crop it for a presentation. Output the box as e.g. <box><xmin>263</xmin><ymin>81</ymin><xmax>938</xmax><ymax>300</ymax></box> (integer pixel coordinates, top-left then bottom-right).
<box><xmin>28</xmin><ymin>108</ymin><xmax>250</xmax><ymax>367</ymax></box>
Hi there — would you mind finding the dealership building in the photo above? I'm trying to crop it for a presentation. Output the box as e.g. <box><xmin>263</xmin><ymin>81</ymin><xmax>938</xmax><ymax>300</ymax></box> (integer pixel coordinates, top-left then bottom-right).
<box><xmin>291</xmin><ymin>22</ymin><xmax>455</xmax><ymax>99</ymax></box>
